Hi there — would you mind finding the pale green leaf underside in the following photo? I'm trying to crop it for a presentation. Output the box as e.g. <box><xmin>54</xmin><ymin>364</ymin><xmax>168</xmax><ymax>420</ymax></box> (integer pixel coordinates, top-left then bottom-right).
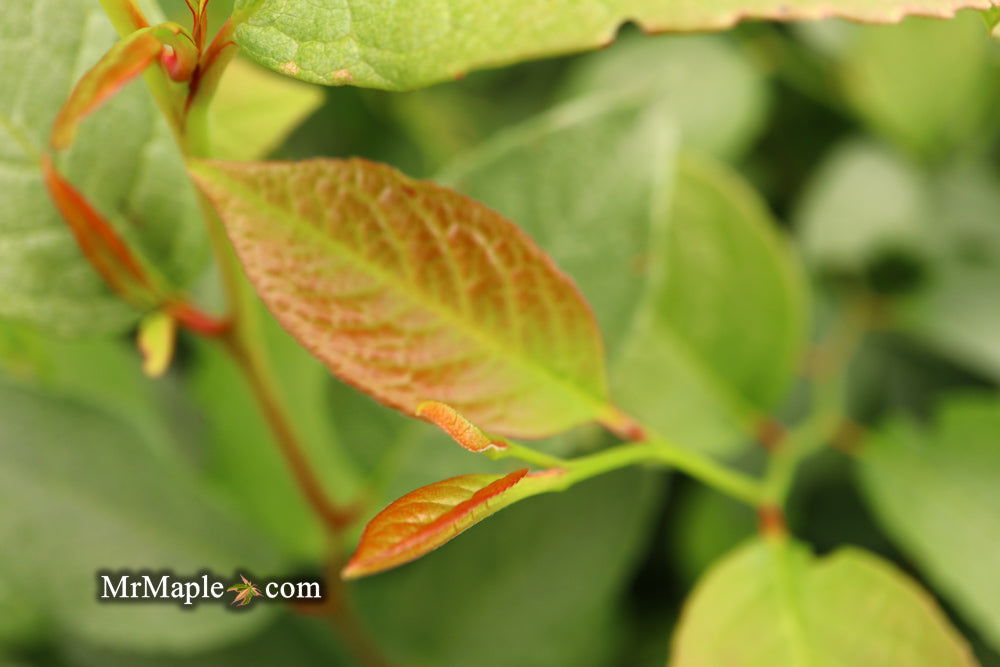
<box><xmin>672</xmin><ymin>539</ymin><xmax>975</xmax><ymax>666</ymax></box>
<box><xmin>0</xmin><ymin>1</ymin><xmax>206</xmax><ymax>335</ymax></box>
<box><xmin>615</xmin><ymin>154</ymin><xmax>808</xmax><ymax>457</ymax></box>
<box><xmin>233</xmin><ymin>0</ymin><xmax>996</xmax><ymax>90</ymax></box>
<box><xmin>857</xmin><ymin>395</ymin><xmax>1000</xmax><ymax>652</ymax></box>
<box><xmin>557</xmin><ymin>34</ymin><xmax>768</xmax><ymax>161</ymax></box>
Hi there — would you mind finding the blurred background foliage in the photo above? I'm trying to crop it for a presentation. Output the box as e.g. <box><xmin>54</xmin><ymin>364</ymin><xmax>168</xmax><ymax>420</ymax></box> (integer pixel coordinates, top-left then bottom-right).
<box><xmin>1</xmin><ymin>1</ymin><xmax>999</xmax><ymax>665</ymax></box>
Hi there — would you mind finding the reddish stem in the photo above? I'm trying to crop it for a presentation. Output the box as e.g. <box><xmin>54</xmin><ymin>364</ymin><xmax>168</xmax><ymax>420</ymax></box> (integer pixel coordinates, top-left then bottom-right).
<box><xmin>758</xmin><ymin>504</ymin><xmax>788</xmax><ymax>537</ymax></box>
<box><xmin>222</xmin><ymin>334</ymin><xmax>358</xmax><ymax>532</ymax></box>
<box><xmin>754</xmin><ymin>416</ymin><xmax>788</xmax><ymax>452</ymax></box>
<box><xmin>167</xmin><ymin>300</ymin><xmax>231</xmax><ymax>336</ymax></box>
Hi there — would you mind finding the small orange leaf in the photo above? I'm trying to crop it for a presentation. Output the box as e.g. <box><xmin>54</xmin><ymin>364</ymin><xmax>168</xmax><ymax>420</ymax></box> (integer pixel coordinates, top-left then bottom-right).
<box><xmin>50</xmin><ymin>28</ymin><xmax>166</xmax><ymax>150</ymax></box>
<box><xmin>190</xmin><ymin>158</ymin><xmax>614</xmax><ymax>439</ymax></box>
<box><xmin>41</xmin><ymin>155</ymin><xmax>161</xmax><ymax>306</ymax></box>
<box><xmin>416</xmin><ymin>400</ymin><xmax>505</xmax><ymax>453</ymax></box>
<box><xmin>343</xmin><ymin>468</ymin><xmax>532</xmax><ymax>579</ymax></box>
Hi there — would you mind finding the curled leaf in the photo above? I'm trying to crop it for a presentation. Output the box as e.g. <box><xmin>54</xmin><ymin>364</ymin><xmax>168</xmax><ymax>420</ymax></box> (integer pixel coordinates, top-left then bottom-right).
<box><xmin>343</xmin><ymin>469</ymin><xmax>534</xmax><ymax>579</ymax></box>
<box><xmin>416</xmin><ymin>400</ymin><xmax>505</xmax><ymax>453</ymax></box>
<box><xmin>191</xmin><ymin>158</ymin><xmax>613</xmax><ymax>439</ymax></box>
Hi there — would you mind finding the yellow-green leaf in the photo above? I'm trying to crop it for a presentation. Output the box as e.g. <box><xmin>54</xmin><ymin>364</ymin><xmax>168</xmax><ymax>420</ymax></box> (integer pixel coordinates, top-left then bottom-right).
<box><xmin>233</xmin><ymin>0</ymin><xmax>993</xmax><ymax>90</ymax></box>
<box><xmin>672</xmin><ymin>538</ymin><xmax>976</xmax><ymax>666</ymax></box>
<box><xmin>208</xmin><ymin>57</ymin><xmax>324</xmax><ymax>161</ymax></box>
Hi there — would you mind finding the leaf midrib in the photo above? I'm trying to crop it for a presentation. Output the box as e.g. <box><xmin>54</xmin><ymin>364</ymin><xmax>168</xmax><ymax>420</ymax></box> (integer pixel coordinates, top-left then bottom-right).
<box><xmin>196</xmin><ymin>162</ymin><xmax>611</xmax><ymax>428</ymax></box>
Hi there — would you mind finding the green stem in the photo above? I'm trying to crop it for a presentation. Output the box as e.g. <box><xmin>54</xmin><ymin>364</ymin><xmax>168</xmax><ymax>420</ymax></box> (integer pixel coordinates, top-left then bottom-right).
<box><xmin>222</xmin><ymin>325</ymin><xmax>357</xmax><ymax>531</ymax></box>
<box><xmin>763</xmin><ymin>295</ymin><xmax>871</xmax><ymax>505</ymax></box>
<box><xmin>646</xmin><ymin>434</ymin><xmax>765</xmax><ymax>506</ymax></box>
<box><xmin>763</xmin><ymin>376</ymin><xmax>844</xmax><ymax>505</ymax></box>
<box><xmin>499</xmin><ymin>433</ymin><xmax>766</xmax><ymax>507</ymax></box>
<box><xmin>485</xmin><ymin>441</ymin><xmax>570</xmax><ymax>470</ymax></box>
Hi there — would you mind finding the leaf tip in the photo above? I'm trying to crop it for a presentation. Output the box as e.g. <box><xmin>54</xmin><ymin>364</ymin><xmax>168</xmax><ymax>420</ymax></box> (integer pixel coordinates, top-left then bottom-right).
<box><xmin>342</xmin><ymin>468</ymin><xmax>531</xmax><ymax>579</ymax></box>
<box><xmin>416</xmin><ymin>400</ymin><xmax>506</xmax><ymax>453</ymax></box>
<box><xmin>137</xmin><ymin>310</ymin><xmax>177</xmax><ymax>378</ymax></box>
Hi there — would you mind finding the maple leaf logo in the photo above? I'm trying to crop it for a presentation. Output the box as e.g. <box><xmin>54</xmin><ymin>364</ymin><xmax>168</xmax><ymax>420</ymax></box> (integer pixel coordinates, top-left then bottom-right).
<box><xmin>227</xmin><ymin>574</ymin><xmax>262</xmax><ymax>607</ymax></box>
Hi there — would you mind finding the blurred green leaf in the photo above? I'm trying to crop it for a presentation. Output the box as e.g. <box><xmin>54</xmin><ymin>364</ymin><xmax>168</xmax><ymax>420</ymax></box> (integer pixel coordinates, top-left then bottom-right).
<box><xmin>672</xmin><ymin>538</ymin><xmax>975</xmax><ymax>665</ymax></box>
<box><xmin>899</xmin><ymin>162</ymin><xmax>1000</xmax><ymax>379</ymax></box>
<box><xmin>615</xmin><ymin>154</ymin><xmax>808</xmax><ymax>456</ymax></box>
<box><xmin>856</xmin><ymin>394</ymin><xmax>1000</xmax><ymax>652</ymax></box>
<box><xmin>559</xmin><ymin>33</ymin><xmax>769</xmax><ymax>160</ymax></box>
<box><xmin>796</xmin><ymin>139</ymin><xmax>1000</xmax><ymax>376</ymax></box>
<box><xmin>440</xmin><ymin>94</ymin><xmax>677</xmax><ymax>357</ymax></box>
<box><xmin>56</xmin><ymin>613</ymin><xmax>351</xmax><ymax>666</ymax></box>
<box><xmin>232</xmin><ymin>0</ymin><xmax>990</xmax><ymax>90</ymax></box>
<box><xmin>0</xmin><ymin>1</ymin><xmax>207</xmax><ymax>335</ymax></box>
<box><xmin>0</xmin><ymin>319</ymin><xmax>173</xmax><ymax>454</ymax></box>
<box><xmin>795</xmin><ymin>139</ymin><xmax>930</xmax><ymax>275</ymax></box>
<box><xmin>0</xmin><ymin>380</ymin><xmax>283</xmax><ymax>652</ymax></box>
<box><xmin>209</xmin><ymin>57</ymin><xmax>324</xmax><ymax>160</ymax></box>
<box><xmin>983</xmin><ymin>8</ymin><xmax>1000</xmax><ymax>37</ymax></box>
<box><xmin>188</xmin><ymin>302</ymin><xmax>363</xmax><ymax>562</ymax></box>
<box><xmin>838</xmin><ymin>12</ymin><xmax>998</xmax><ymax>160</ymax></box>
<box><xmin>666</xmin><ymin>485</ymin><xmax>756</xmax><ymax>587</ymax></box>
<box><xmin>353</xmin><ymin>468</ymin><xmax>662</xmax><ymax>667</ymax></box>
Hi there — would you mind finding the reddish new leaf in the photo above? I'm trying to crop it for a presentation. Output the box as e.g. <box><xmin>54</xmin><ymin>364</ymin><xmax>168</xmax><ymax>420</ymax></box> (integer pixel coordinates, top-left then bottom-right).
<box><xmin>342</xmin><ymin>469</ymin><xmax>531</xmax><ymax>579</ymax></box>
<box><xmin>50</xmin><ymin>28</ymin><xmax>165</xmax><ymax>150</ymax></box>
<box><xmin>41</xmin><ymin>155</ymin><xmax>161</xmax><ymax>307</ymax></box>
<box><xmin>416</xmin><ymin>400</ymin><xmax>505</xmax><ymax>453</ymax></box>
<box><xmin>191</xmin><ymin>158</ymin><xmax>614</xmax><ymax>439</ymax></box>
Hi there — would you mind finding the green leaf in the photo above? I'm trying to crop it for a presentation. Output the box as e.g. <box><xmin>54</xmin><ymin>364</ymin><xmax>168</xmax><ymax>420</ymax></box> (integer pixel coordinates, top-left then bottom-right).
<box><xmin>0</xmin><ymin>317</ymin><xmax>175</xmax><ymax>454</ymax></box>
<box><xmin>798</xmin><ymin>145</ymin><xmax>1000</xmax><ymax>378</ymax></box>
<box><xmin>187</xmin><ymin>302</ymin><xmax>363</xmax><ymax>562</ymax></box>
<box><xmin>232</xmin><ymin>0</ymin><xmax>992</xmax><ymax>90</ymax></box>
<box><xmin>353</xmin><ymin>468</ymin><xmax>662</xmax><ymax>667</ymax></box>
<box><xmin>0</xmin><ymin>1</ymin><xmax>207</xmax><ymax>335</ymax></box>
<box><xmin>60</xmin><ymin>613</ymin><xmax>354</xmax><ymax>666</ymax></box>
<box><xmin>672</xmin><ymin>538</ymin><xmax>975</xmax><ymax>666</ymax></box>
<box><xmin>838</xmin><ymin>11</ymin><xmax>998</xmax><ymax>160</ymax></box>
<box><xmin>615</xmin><ymin>154</ymin><xmax>808</xmax><ymax>456</ymax></box>
<box><xmin>666</xmin><ymin>485</ymin><xmax>756</xmax><ymax>587</ymax></box>
<box><xmin>897</xmin><ymin>162</ymin><xmax>1000</xmax><ymax>379</ymax></box>
<box><xmin>795</xmin><ymin>139</ymin><xmax>930</xmax><ymax>275</ymax></box>
<box><xmin>439</xmin><ymin>94</ymin><xmax>678</xmax><ymax>357</ymax></box>
<box><xmin>208</xmin><ymin>57</ymin><xmax>325</xmax><ymax>161</ymax></box>
<box><xmin>0</xmin><ymin>380</ymin><xmax>283</xmax><ymax>652</ymax></box>
<box><xmin>856</xmin><ymin>394</ymin><xmax>1000</xmax><ymax>652</ymax></box>
<box><xmin>558</xmin><ymin>33</ymin><xmax>769</xmax><ymax>160</ymax></box>
<box><xmin>984</xmin><ymin>8</ymin><xmax>1000</xmax><ymax>37</ymax></box>
<box><xmin>191</xmin><ymin>157</ymin><xmax>612</xmax><ymax>439</ymax></box>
